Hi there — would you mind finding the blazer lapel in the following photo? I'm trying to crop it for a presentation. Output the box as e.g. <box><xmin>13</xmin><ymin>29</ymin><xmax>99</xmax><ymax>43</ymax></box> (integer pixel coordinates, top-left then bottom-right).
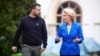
<box><xmin>69</xmin><ymin>23</ymin><xmax>74</xmax><ymax>36</ymax></box>
<box><xmin>63</xmin><ymin>23</ymin><xmax>68</xmax><ymax>37</ymax></box>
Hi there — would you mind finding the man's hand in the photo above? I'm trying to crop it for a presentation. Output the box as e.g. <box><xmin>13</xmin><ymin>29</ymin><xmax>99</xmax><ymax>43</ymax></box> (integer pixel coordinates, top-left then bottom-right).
<box><xmin>12</xmin><ymin>46</ymin><xmax>17</xmax><ymax>52</ymax></box>
<box><xmin>73</xmin><ymin>37</ymin><xmax>80</xmax><ymax>43</ymax></box>
<box><xmin>40</xmin><ymin>48</ymin><xmax>45</xmax><ymax>52</ymax></box>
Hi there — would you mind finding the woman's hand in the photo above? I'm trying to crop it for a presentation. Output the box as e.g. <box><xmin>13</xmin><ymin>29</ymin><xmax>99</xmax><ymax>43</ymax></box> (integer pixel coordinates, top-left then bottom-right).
<box><xmin>55</xmin><ymin>37</ymin><xmax>61</xmax><ymax>43</ymax></box>
<box><xmin>55</xmin><ymin>37</ymin><xmax>61</xmax><ymax>42</ymax></box>
<box><xmin>73</xmin><ymin>37</ymin><xmax>80</xmax><ymax>43</ymax></box>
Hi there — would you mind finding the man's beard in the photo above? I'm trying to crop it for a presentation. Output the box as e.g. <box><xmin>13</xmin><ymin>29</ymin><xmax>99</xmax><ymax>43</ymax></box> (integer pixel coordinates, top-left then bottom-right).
<box><xmin>34</xmin><ymin>13</ymin><xmax>40</xmax><ymax>17</ymax></box>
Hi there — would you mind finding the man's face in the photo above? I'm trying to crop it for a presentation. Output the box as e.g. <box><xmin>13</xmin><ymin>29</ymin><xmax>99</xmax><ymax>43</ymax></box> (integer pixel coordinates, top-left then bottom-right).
<box><xmin>32</xmin><ymin>6</ymin><xmax>41</xmax><ymax>17</ymax></box>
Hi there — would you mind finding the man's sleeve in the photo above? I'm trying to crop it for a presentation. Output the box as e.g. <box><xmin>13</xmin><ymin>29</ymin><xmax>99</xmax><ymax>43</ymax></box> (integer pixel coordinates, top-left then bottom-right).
<box><xmin>42</xmin><ymin>19</ymin><xmax>48</xmax><ymax>48</ymax></box>
<box><xmin>12</xmin><ymin>19</ymin><xmax>24</xmax><ymax>46</ymax></box>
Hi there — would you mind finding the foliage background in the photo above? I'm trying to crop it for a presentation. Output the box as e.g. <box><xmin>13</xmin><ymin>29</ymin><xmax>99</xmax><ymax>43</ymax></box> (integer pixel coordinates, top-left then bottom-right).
<box><xmin>0</xmin><ymin>0</ymin><xmax>35</xmax><ymax>56</ymax></box>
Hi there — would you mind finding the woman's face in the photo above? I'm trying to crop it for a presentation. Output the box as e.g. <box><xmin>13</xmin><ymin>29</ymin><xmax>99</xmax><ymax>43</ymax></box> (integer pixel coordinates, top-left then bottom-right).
<box><xmin>62</xmin><ymin>12</ymin><xmax>71</xmax><ymax>23</ymax></box>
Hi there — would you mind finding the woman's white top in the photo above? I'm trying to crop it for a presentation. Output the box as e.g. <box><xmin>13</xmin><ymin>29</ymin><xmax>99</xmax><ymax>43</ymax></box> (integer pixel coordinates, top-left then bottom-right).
<box><xmin>67</xmin><ymin>24</ymin><xmax>72</xmax><ymax>35</ymax></box>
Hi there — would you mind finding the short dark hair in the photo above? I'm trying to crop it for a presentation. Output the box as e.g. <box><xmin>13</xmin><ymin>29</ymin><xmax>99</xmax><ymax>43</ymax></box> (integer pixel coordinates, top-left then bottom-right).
<box><xmin>30</xmin><ymin>3</ymin><xmax>41</xmax><ymax>10</ymax></box>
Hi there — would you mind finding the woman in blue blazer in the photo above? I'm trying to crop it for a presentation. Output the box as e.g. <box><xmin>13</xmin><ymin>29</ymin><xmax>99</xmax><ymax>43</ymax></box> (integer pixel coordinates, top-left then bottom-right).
<box><xmin>55</xmin><ymin>8</ymin><xmax>84</xmax><ymax>56</ymax></box>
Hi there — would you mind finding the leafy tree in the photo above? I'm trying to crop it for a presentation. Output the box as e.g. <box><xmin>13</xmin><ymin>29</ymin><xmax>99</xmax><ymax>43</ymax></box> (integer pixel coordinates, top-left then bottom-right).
<box><xmin>0</xmin><ymin>0</ymin><xmax>36</xmax><ymax>56</ymax></box>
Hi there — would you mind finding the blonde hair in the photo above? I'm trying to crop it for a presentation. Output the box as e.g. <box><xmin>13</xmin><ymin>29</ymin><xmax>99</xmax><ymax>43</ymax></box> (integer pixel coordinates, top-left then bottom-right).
<box><xmin>62</xmin><ymin>8</ymin><xmax>76</xmax><ymax>22</ymax></box>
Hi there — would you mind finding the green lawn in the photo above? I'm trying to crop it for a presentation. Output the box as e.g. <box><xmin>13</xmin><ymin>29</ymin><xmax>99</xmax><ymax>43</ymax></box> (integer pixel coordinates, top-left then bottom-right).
<box><xmin>11</xmin><ymin>53</ymin><xmax>59</xmax><ymax>56</ymax></box>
